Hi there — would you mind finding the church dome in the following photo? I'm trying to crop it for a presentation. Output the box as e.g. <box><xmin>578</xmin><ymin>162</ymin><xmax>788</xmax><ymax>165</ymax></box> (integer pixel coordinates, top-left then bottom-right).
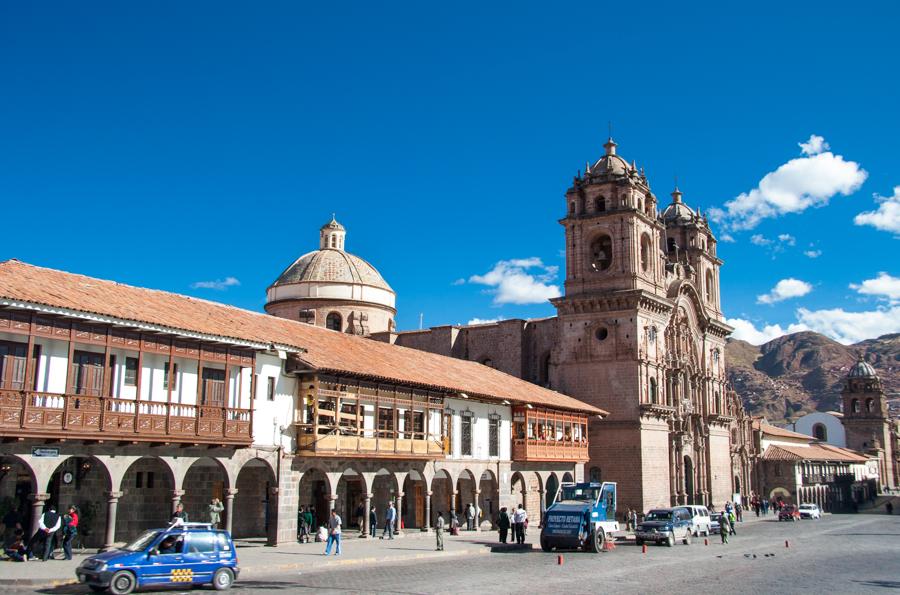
<box><xmin>662</xmin><ymin>187</ymin><xmax>696</xmax><ymax>224</ymax></box>
<box><xmin>848</xmin><ymin>355</ymin><xmax>877</xmax><ymax>379</ymax></box>
<box><xmin>587</xmin><ymin>138</ymin><xmax>633</xmax><ymax>177</ymax></box>
<box><xmin>272</xmin><ymin>249</ymin><xmax>392</xmax><ymax>292</ymax></box>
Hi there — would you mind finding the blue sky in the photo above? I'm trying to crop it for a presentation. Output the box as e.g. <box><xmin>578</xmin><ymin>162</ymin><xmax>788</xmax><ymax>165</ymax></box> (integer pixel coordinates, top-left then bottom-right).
<box><xmin>2</xmin><ymin>1</ymin><xmax>898</xmax><ymax>345</ymax></box>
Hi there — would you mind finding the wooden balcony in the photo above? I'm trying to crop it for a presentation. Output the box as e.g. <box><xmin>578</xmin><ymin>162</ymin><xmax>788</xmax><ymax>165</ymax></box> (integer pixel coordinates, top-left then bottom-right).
<box><xmin>0</xmin><ymin>389</ymin><xmax>252</xmax><ymax>446</ymax></box>
<box><xmin>512</xmin><ymin>438</ymin><xmax>589</xmax><ymax>462</ymax></box>
<box><xmin>295</xmin><ymin>429</ymin><xmax>443</xmax><ymax>458</ymax></box>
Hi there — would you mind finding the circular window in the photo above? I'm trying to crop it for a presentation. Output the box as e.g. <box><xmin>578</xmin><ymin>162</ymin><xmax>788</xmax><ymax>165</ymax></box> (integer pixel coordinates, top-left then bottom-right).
<box><xmin>595</xmin><ymin>327</ymin><xmax>608</xmax><ymax>341</ymax></box>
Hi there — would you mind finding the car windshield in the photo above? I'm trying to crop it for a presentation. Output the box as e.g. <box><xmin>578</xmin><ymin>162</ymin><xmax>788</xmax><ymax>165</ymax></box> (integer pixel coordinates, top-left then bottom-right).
<box><xmin>122</xmin><ymin>530</ymin><xmax>163</xmax><ymax>552</ymax></box>
<box><xmin>561</xmin><ymin>486</ymin><xmax>600</xmax><ymax>502</ymax></box>
<box><xmin>644</xmin><ymin>511</ymin><xmax>672</xmax><ymax>521</ymax></box>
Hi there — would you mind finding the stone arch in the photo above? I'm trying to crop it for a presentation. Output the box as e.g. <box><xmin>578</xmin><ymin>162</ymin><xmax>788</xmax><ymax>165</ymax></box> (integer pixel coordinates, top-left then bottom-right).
<box><xmin>562</xmin><ymin>471</ymin><xmax>574</xmax><ymax>484</ymax></box>
<box><xmin>769</xmin><ymin>487</ymin><xmax>791</xmax><ymax>503</ymax></box>
<box><xmin>684</xmin><ymin>455</ymin><xmax>695</xmax><ymax>504</ymax></box>
<box><xmin>298</xmin><ymin>467</ymin><xmax>332</xmax><ymax>529</ymax></box>
<box><xmin>117</xmin><ymin>456</ymin><xmax>176</xmax><ymax>542</ymax></box>
<box><xmin>326</xmin><ymin>312</ymin><xmax>342</xmax><ymax>332</ymax></box>
<box><xmin>812</xmin><ymin>423</ymin><xmax>828</xmax><ymax>441</ymax></box>
<box><xmin>430</xmin><ymin>468</ymin><xmax>454</xmax><ymax>525</ymax></box>
<box><xmin>46</xmin><ymin>455</ymin><xmax>112</xmax><ymax>548</ymax></box>
<box><xmin>370</xmin><ymin>468</ymin><xmax>400</xmax><ymax>533</ymax></box>
<box><xmin>865</xmin><ymin>398</ymin><xmax>874</xmax><ymax>413</ymax></box>
<box><xmin>640</xmin><ymin>232</ymin><xmax>652</xmax><ymax>272</ymax></box>
<box><xmin>510</xmin><ymin>471</ymin><xmax>527</xmax><ymax>510</ymax></box>
<box><xmin>335</xmin><ymin>467</ymin><xmax>367</xmax><ymax>532</ymax></box>
<box><xmin>180</xmin><ymin>457</ymin><xmax>230</xmax><ymax>528</ymax></box>
<box><xmin>456</xmin><ymin>469</ymin><xmax>478</xmax><ymax>529</ymax></box>
<box><xmin>478</xmin><ymin>468</ymin><xmax>499</xmax><ymax>528</ymax></box>
<box><xmin>588</xmin><ymin>233</ymin><xmax>613</xmax><ymax>272</ymax></box>
<box><xmin>545</xmin><ymin>473</ymin><xmax>560</xmax><ymax>509</ymax></box>
<box><xmin>0</xmin><ymin>454</ymin><xmax>37</xmax><ymax>537</ymax></box>
<box><xmin>233</xmin><ymin>458</ymin><xmax>278</xmax><ymax>542</ymax></box>
<box><xmin>402</xmin><ymin>469</ymin><xmax>428</xmax><ymax>530</ymax></box>
<box><xmin>851</xmin><ymin>399</ymin><xmax>860</xmax><ymax>413</ymax></box>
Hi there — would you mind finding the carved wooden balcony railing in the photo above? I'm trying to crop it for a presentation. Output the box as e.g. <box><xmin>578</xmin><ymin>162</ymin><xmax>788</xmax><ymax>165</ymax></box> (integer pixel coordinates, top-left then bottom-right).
<box><xmin>0</xmin><ymin>389</ymin><xmax>252</xmax><ymax>445</ymax></box>
<box><xmin>511</xmin><ymin>438</ymin><xmax>589</xmax><ymax>462</ymax></box>
<box><xmin>294</xmin><ymin>426</ymin><xmax>444</xmax><ymax>458</ymax></box>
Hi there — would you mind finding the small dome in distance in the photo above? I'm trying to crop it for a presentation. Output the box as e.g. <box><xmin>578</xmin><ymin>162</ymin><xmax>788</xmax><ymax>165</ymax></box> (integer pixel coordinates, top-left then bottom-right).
<box><xmin>847</xmin><ymin>354</ymin><xmax>877</xmax><ymax>379</ymax></box>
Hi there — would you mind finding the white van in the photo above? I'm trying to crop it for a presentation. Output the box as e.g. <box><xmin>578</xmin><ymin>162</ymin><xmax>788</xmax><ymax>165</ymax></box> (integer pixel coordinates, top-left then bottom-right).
<box><xmin>682</xmin><ymin>505</ymin><xmax>712</xmax><ymax>537</ymax></box>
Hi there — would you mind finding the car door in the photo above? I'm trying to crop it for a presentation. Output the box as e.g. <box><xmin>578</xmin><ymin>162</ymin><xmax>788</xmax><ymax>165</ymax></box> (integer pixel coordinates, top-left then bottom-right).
<box><xmin>142</xmin><ymin>534</ymin><xmax>187</xmax><ymax>586</ymax></box>
<box><xmin>182</xmin><ymin>531</ymin><xmax>220</xmax><ymax>584</ymax></box>
<box><xmin>676</xmin><ymin>509</ymin><xmax>691</xmax><ymax>538</ymax></box>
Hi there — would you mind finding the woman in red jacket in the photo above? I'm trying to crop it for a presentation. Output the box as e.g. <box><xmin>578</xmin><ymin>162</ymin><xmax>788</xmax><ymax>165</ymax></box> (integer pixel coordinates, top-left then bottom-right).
<box><xmin>62</xmin><ymin>505</ymin><xmax>79</xmax><ymax>560</ymax></box>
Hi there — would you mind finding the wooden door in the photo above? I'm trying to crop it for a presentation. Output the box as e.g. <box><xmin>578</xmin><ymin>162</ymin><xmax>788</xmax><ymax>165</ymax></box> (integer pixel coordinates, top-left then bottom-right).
<box><xmin>414</xmin><ymin>484</ymin><xmax>424</xmax><ymax>528</ymax></box>
<box><xmin>72</xmin><ymin>351</ymin><xmax>104</xmax><ymax>395</ymax></box>
<box><xmin>202</xmin><ymin>368</ymin><xmax>226</xmax><ymax>406</ymax></box>
<box><xmin>0</xmin><ymin>340</ymin><xmax>28</xmax><ymax>390</ymax></box>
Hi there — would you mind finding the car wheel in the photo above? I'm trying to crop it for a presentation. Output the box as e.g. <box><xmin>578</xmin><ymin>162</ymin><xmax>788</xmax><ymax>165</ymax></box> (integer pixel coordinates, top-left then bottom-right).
<box><xmin>108</xmin><ymin>570</ymin><xmax>136</xmax><ymax>595</ymax></box>
<box><xmin>540</xmin><ymin>534</ymin><xmax>552</xmax><ymax>552</ymax></box>
<box><xmin>591</xmin><ymin>528</ymin><xmax>606</xmax><ymax>553</ymax></box>
<box><xmin>213</xmin><ymin>568</ymin><xmax>234</xmax><ymax>591</ymax></box>
<box><xmin>683</xmin><ymin>532</ymin><xmax>691</xmax><ymax>546</ymax></box>
<box><xmin>666</xmin><ymin>533</ymin><xmax>675</xmax><ymax>547</ymax></box>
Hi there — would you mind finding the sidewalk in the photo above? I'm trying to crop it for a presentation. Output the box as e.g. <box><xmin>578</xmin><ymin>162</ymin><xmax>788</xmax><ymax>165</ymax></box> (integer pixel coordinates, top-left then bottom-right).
<box><xmin>0</xmin><ymin>529</ymin><xmax>498</xmax><ymax>587</ymax></box>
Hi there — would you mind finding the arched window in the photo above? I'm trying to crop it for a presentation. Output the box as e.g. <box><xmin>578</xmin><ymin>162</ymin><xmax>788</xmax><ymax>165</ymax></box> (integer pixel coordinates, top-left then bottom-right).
<box><xmin>866</xmin><ymin>398</ymin><xmax>874</xmax><ymax>413</ymax></box>
<box><xmin>387</xmin><ymin>319</ymin><xmax>395</xmax><ymax>332</ymax></box>
<box><xmin>640</xmin><ymin>233</ymin><xmax>651</xmax><ymax>272</ymax></box>
<box><xmin>706</xmin><ymin>270</ymin><xmax>715</xmax><ymax>303</ymax></box>
<box><xmin>597</xmin><ymin>196</ymin><xmax>606</xmax><ymax>212</ymax></box>
<box><xmin>325</xmin><ymin>312</ymin><xmax>342</xmax><ymax>331</ymax></box>
<box><xmin>649</xmin><ymin>377</ymin><xmax>658</xmax><ymax>404</ymax></box>
<box><xmin>569</xmin><ymin>201</ymin><xmax>575</xmax><ymax>215</ymax></box>
<box><xmin>812</xmin><ymin>423</ymin><xmax>827</xmax><ymax>441</ymax></box>
<box><xmin>589</xmin><ymin>234</ymin><xmax>613</xmax><ymax>271</ymax></box>
<box><xmin>715</xmin><ymin>391</ymin><xmax>721</xmax><ymax>413</ymax></box>
<box><xmin>851</xmin><ymin>399</ymin><xmax>860</xmax><ymax>413</ymax></box>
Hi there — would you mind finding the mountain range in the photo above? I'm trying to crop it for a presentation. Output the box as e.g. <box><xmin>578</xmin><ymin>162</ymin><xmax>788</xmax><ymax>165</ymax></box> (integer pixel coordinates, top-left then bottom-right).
<box><xmin>725</xmin><ymin>331</ymin><xmax>900</xmax><ymax>422</ymax></box>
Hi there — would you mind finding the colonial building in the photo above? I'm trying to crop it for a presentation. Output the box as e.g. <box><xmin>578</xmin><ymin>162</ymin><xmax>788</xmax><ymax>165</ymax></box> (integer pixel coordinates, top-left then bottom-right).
<box><xmin>373</xmin><ymin>138</ymin><xmax>746</xmax><ymax>513</ymax></box>
<box><xmin>0</xmin><ymin>259</ymin><xmax>601</xmax><ymax>548</ymax></box>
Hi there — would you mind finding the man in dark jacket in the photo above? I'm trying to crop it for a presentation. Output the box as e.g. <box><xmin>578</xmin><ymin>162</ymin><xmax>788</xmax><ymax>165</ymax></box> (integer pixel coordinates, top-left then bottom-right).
<box><xmin>368</xmin><ymin>506</ymin><xmax>377</xmax><ymax>538</ymax></box>
<box><xmin>38</xmin><ymin>505</ymin><xmax>62</xmax><ymax>561</ymax></box>
<box><xmin>497</xmin><ymin>507</ymin><xmax>511</xmax><ymax>544</ymax></box>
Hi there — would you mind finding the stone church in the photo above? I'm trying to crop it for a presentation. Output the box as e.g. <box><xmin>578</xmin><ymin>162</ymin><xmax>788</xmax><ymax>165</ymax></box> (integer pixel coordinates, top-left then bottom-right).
<box><xmin>270</xmin><ymin>138</ymin><xmax>752</xmax><ymax>513</ymax></box>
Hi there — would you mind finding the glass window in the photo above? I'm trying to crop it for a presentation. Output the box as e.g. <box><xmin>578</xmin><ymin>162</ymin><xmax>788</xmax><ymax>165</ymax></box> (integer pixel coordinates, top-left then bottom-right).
<box><xmin>216</xmin><ymin>533</ymin><xmax>231</xmax><ymax>551</ymax></box>
<box><xmin>326</xmin><ymin>312</ymin><xmax>342</xmax><ymax>331</ymax></box>
<box><xmin>124</xmin><ymin>357</ymin><xmax>138</xmax><ymax>386</ymax></box>
<box><xmin>267</xmin><ymin>377</ymin><xmax>275</xmax><ymax>401</ymax></box>
<box><xmin>162</xmin><ymin>361</ymin><xmax>178</xmax><ymax>391</ymax></box>
<box><xmin>489</xmin><ymin>417</ymin><xmax>499</xmax><ymax>457</ymax></box>
<box><xmin>461</xmin><ymin>415</ymin><xmax>473</xmax><ymax>456</ymax></box>
<box><xmin>188</xmin><ymin>532</ymin><xmax>217</xmax><ymax>554</ymax></box>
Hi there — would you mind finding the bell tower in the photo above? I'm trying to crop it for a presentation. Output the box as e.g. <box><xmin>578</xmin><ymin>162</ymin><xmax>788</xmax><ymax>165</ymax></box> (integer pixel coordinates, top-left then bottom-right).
<box><xmin>842</xmin><ymin>356</ymin><xmax>895</xmax><ymax>489</ymax></box>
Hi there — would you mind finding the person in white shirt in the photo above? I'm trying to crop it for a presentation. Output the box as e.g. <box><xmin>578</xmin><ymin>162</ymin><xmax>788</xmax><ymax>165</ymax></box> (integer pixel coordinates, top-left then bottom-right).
<box><xmin>513</xmin><ymin>505</ymin><xmax>528</xmax><ymax>544</ymax></box>
<box><xmin>38</xmin><ymin>505</ymin><xmax>62</xmax><ymax>561</ymax></box>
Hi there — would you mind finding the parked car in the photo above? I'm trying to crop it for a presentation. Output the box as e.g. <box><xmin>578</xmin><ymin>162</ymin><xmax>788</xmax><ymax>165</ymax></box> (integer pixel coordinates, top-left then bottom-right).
<box><xmin>682</xmin><ymin>505</ymin><xmax>712</xmax><ymax>537</ymax></box>
<box><xmin>778</xmin><ymin>505</ymin><xmax>801</xmax><ymax>522</ymax></box>
<box><xmin>76</xmin><ymin>522</ymin><xmax>239</xmax><ymax>594</ymax></box>
<box><xmin>709</xmin><ymin>512</ymin><xmax>722</xmax><ymax>534</ymax></box>
<box><xmin>635</xmin><ymin>508</ymin><xmax>693</xmax><ymax>547</ymax></box>
<box><xmin>798</xmin><ymin>503</ymin><xmax>821</xmax><ymax>519</ymax></box>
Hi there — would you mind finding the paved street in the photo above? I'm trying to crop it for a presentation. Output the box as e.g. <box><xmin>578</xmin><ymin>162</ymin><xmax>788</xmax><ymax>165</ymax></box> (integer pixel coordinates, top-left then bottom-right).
<box><xmin>6</xmin><ymin>513</ymin><xmax>899</xmax><ymax>594</ymax></box>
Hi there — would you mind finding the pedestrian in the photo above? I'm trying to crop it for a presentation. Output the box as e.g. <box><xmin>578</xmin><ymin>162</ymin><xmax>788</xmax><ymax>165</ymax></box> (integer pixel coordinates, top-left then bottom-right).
<box><xmin>171</xmin><ymin>502</ymin><xmax>188</xmax><ymax>524</ymax></box>
<box><xmin>356</xmin><ymin>501</ymin><xmax>365</xmax><ymax>536</ymax></box>
<box><xmin>207</xmin><ymin>498</ymin><xmax>224</xmax><ymax>528</ymax></box>
<box><xmin>720</xmin><ymin>513</ymin><xmax>730</xmax><ymax>544</ymax></box>
<box><xmin>497</xmin><ymin>507</ymin><xmax>510</xmax><ymax>544</ymax></box>
<box><xmin>735</xmin><ymin>502</ymin><xmax>743</xmax><ymax>522</ymax></box>
<box><xmin>61</xmin><ymin>505</ymin><xmax>79</xmax><ymax>561</ymax></box>
<box><xmin>513</xmin><ymin>504</ymin><xmax>527</xmax><ymax>545</ymax></box>
<box><xmin>369</xmin><ymin>506</ymin><xmax>377</xmax><ymax>538</ymax></box>
<box><xmin>4</xmin><ymin>529</ymin><xmax>27</xmax><ymax>561</ymax></box>
<box><xmin>887</xmin><ymin>501</ymin><xmax>894</xmax><ymax>515</ymax></box>
<box><xmin>762</xmin><ymin>499</ymin><xmax>769</xmax><ymax>515</ymax></box>
<box><xmin>323</xmin><ymin>510</ymin><xmax>342</xmax><ymax>556</ymax></box>
<box><xmin>629</xmin><ymin>508</ymin><xmax>638</xmax><ymax>532</ymax></box>
<box><xmin>729</xmin><ymin>509</ymin><xmax>737</xmax><ymax>535</ymax></box>
<box><xmin>38</xmin><ymin>504</ymin><xmax>61</xmax><ymax>561</ymax></box>
<box><xmin>382</xmin><ymin>502</ymin><xmax>396</xmax><ymax>539</ymax></box>
<box><xmin>466</xmin><ymin>503</ymin><xmax>476</xmax><ymax>531</ymax></box>
<box><xmin>435</xmin><ymin>511</ymin><xmax>445</xmax><ymax>551</ymax></box>
<box><xmin>450</xmin><ymin>509</ymin><xmax>459</xmax><ymax>535</ymax></box>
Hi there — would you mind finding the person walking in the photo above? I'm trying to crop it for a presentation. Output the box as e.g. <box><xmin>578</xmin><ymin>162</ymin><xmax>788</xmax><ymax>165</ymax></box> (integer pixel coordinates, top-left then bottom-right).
<box><xmin>435</xmin><ymin>511</ymin><xmax>445</xmax><ymax>551</ymax></box>
<box><xmin>513</xmin><ymin>504</ymin><xmax>527</xmax><ymax>545</ymax></box>
<box><xmin>369</xmin><ymin>506</ymin><xmax>377</xmax><ymax>538</ymax></box>
<box><xmin>497</xmin><ymin>507</ymin><xmax>510</xmax><ymax>544</ymax></box>
<box><xmin>466</xmin><ymin>503</ymin><xmax>476</xmax><ymax>531</ymax></box>
<box><xmin>382</xmin><ymin>502</ymin><xmax>396</xmax><ymax>539</ymax></box>
<box><xmin>207</xmin><ymin>498</ymin><xmax>224</xmax><ymax>528</ymax></box>
<box><xmin>38</xmin><ymin>504</ymin><xmax>61</xmax><ymax>561</ymax></box>
<box><xmin>323</xmin><ymin>510</ymin><xmax>342</xmax><ymax>556</ymax></box>
<box><xmin>61</xmin><ymin>505</ymin><xmax>79</xmax><ymax>561</ymax></box>
<box><xmin>720</xmin><ymin>513</ymin><xmax>731</xmax><ymax>544</ymax></box>
<box><xmin>735</xmin><ymin>502</ymin><xmax>743</xmax><ymax>522</ymax></box>
<box><xmin>356</xmin><ymin>501</ymin><xmax>365</xmax><ymax>536</ymax></box>
<box><xmin>298</xmin><ymin>506</ymin><xmax>310</xmax><ymax>542</ymax></box>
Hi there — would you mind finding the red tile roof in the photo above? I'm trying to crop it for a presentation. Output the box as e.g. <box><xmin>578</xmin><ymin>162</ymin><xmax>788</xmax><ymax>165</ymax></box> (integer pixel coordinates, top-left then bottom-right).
<box><xmin>0</xmin><ymin>260</ymin><xmax>603</xmax><ymax>415</ymax></box>
<box><xmin>761</xmin><ymin>443</ymin><xmax>868</xmax><ymax>463</ymax></box>
<box><xmin>752</xmin><ymin>419</ymin><xmax>813</xmax><ymax>441</ymax></box>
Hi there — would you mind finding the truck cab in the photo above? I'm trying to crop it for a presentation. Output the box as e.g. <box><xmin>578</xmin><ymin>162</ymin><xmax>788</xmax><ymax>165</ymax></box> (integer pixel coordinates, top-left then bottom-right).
<box><xmin>540</xmin><ymin>481</ymin><xmax>618</xmax><ymax>553</ymax></box>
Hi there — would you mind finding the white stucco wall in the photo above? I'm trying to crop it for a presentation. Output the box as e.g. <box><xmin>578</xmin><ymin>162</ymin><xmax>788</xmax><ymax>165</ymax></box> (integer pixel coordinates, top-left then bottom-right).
<box><xmin>792</xmin><ymin>412</ymin><xmax>846</xmax><ymax>447</ymax></box>
<box><xmin>444</xmin><ymin>397</ymin><xmax>511</xmax><ymax>461</ymax></box>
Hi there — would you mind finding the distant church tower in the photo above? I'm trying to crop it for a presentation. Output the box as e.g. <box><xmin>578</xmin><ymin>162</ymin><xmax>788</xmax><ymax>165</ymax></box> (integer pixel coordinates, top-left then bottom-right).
<box><xmin>551</xmin><ymin>138</ymin><xmax>733</xmax><ymax>512</ymax></box>
<box><xmin>842</xmin><ymin>356</ymin><xmax>896</xmax><ymax>489</ymax></box>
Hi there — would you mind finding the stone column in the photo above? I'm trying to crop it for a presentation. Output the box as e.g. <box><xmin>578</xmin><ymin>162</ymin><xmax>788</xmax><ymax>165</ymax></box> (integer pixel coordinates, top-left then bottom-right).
<box><xmin>363</xmin><ymin>493</ymin><xmax>372</xmax><ymax>538</ymax></box>
<box><xmin>224</xmin><ymin>488</ymin><xmax>238</xmax><ymax>534</ymax></box>
<box><xmin>29</xmin><ymin>493</ymin><xmax>49</xmax><ymax>540</ymax></box>
<box><xmin>103</xmin><ymin>491</ymin><xmax>123</xmax><ymax>550</ymax></box>
<box><xmin>395</xmin><ymin>492</ymin><xmax>403</xmax><ymax>535</ymax></box>
<box><xmin>327</xmin><ymin>493</ymin><xmax>337</xmax><ymax>513</ymax></box>
<box><xmin>425</xmin><ymin>491</ymin><xmax>432</xmax><ymax>531</ymax></box>
<box><xmin>473</xmin><ymin>489</ymin><xmax>481</xmax><ymax>531</ymax></box>
<box><xmin>171</xmin><ymin>489</ymin><xmax>185</xmax><ymax>515</ymax></box>
<box><xmin>537</xmin><ymin>489</ymin><xmax>545</xmax><ymax>527</ymax></box>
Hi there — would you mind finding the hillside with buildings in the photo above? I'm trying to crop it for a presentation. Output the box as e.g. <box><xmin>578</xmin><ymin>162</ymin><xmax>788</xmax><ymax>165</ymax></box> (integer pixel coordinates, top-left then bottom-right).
<box><xmin>727</xmin><ymin>332</ymin><xmax>900</xmax><ymax>422</ymax></box>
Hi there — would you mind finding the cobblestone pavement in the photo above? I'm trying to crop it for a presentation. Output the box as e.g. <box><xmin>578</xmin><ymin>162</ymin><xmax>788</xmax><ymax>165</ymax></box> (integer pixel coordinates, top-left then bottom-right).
<box><xmin>14</xmin><ymin>513</ymin><xmax>900</xmax><ymax>594</ymax></box>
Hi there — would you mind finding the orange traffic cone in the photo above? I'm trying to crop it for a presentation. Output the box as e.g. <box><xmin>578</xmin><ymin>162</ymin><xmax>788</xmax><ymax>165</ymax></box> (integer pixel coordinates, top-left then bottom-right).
<box><xmin>558</xmin><ymin>554</ymin><xmax>564</xmax><ymax>565</ymax></box>
<box><xmin>642</xmin><ymin>543</ymin><xmax>647</xmax><ymax>554</ymax></box>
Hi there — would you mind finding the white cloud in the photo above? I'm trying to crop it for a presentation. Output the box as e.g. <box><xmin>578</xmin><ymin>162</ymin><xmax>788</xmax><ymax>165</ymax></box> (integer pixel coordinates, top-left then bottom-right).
<box><xmin>720</xmin><ymin>233</ymin><xmax>736</xmax><ymax>243</ymax></box>
<box><xmin>803</xmin><ymin>250</ymin><xmax>822</xmax><ymax>258</ymax></box>
<box><xmin>750</xmin><ymin>234</ymin><xmax>771</xmax><ymax>246</ymax></box>
<box><xmin>467</xmin><ymin>317</ymin><xmax>505</xmax><ymax>325</ymax></box>
<box><xmin>777</xmin><ymin>233</ymin><xmax>796</xmax><ymax>246</ymax></box>
<box><xmin>854</xmin><ymin>186</ymin><xmax>900</xmax><ymax>237</ymax></box>
<box><xmin>727</xmin><ymin>318</ymin><xmax>808</xmax><ymax>345</ymax></box>
<box><xmin>451</xmin><ymin>278</ymin><xmax>466</xmax><ymax>286</ymax></box>
<box><xmin>708</xmin><ymin>136</ymin><xmax>867</xmax><ymax>230</ymax></box>
<box><xmin>798</xmin><ymin>134</ymin><xmax>830</xmax><ymax>156</ymax></box>
<box><xmin>850</xmin><ymin>272</ymin><xmax>900</xmax><ymax>303</ymax></box>
<box><xmin>191</xmin><ymin>277</ymin><xmax>240</xmax><ymax>290</ymax></box>
<box><xmin>756</xmin><ymin>278</ymin><xmax>813</xmax><ymax>304</ymax></box>
<box><xmin>468</xmin><ymin>257</ymin><xmax>561</xmax><ymax>305</ymax></box>
<box><xmin>795</xmin><ymin>306</ymin><xmax>900</xmax><ymax>344</ymax></box>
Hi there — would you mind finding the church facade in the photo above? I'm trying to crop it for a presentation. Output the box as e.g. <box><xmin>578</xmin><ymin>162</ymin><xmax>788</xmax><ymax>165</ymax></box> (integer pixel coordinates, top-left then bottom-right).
<box><xmin>374</xmin><ymin>139</ymin><xmax>751</xmax><ymax>512</ymax></box>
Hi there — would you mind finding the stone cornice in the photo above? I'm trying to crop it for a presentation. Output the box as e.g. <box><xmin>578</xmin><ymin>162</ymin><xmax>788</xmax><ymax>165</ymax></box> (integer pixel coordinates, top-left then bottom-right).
<box><xmin>551</xmin><ymin>290</ymin><xmax>673</xmax><ymax>316</ymax></box>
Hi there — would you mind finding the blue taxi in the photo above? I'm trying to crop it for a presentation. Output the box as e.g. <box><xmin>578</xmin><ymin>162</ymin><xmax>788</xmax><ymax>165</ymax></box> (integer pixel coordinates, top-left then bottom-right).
<box><xmin>75</xmin><ymin>522</ymin><xmax>239</xmax><ymax>594</ymax></box>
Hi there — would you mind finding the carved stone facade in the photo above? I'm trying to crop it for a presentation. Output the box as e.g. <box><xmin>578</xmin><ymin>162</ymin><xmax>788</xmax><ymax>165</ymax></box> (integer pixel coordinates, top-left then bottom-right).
<box><xmin>375</xmin><ymin>139</ymin><xmax>751</xmax><ymax>512</ymax></box>
<box><xmin>841</xmin><ymin>357</ymin><xmax>897</xmax><ymax>490</ymax></box>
